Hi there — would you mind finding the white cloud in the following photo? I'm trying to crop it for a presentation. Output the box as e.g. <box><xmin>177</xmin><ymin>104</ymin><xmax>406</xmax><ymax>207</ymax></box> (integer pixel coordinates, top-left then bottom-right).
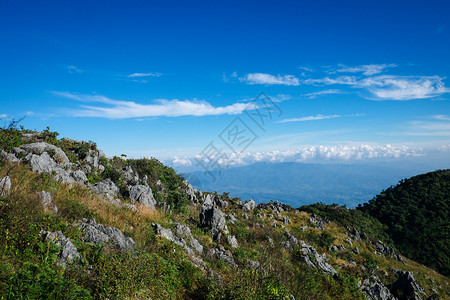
<box><xmin>302</xmin><ymin>76</ymin><xmax>357</xmax><ymax>86</ymax></box>
<box><xmin>277</xmin><ymin>114</ymin><xmax>342</xmax><ymax>123</ymax></box>
<box><xmin>169</xmin><ymin>144</ymin><xmax>424</xmax><ymax>168</ymax></box>
<box><xmin>66</xmin><ymin>65</ymin><xmax>83</xmax><ymax>74</ymax></box>
<box><xmin>240</xmin><ymin>73</ymin><xmax>300</xmax><ymax>86</ymax></box>
<box><xmin>359</xmin><ymin>75</ymin><xmax>449</xmax><ymax>100</ymax></box>
<box><xmin>330</xmin><ymin>63</ymin><xmax>396</xmax><ymax>76</ymax></box>
<box><xmin>127</xmin><ymin>72</ymin><xmax>162</xmax><ymax>78</ymax></box>
<box><xmin>298</xmin><ymin>66</ymin><xmax>314</xmax><ymax>72</ymax></box>
<box><xmin>53</xmin><ymin>92</ymin><xmax>253</xmax><ymax>119</ymax></box>
<box><xmin>433</xmin><ymin>115</ymin><xmax>450</xmax><ymax>121</ymax></box>
<box><xmin>0</xmin><ymin>114</ymin><xmax>11</xmax><ymax>119</ymax></box>
<box><xmin>304</xmin><ymin>89</ymin><xmax>343</xmax><ymax>99</ymax></box>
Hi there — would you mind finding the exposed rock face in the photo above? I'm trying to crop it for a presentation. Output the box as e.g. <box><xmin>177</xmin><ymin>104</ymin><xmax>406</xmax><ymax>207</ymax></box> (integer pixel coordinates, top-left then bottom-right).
<box><xmin>207</xmin><ymin>246</ymin><xmax>236</xmax><ymax>267</ymax></box>
<box><xmin>299</xmin><ymin>242</ymin><xmax>337</xmax><ymax>276</ymax></box>
<box><xmin>184</xmin><ymin>180</ymin><xmax>198</xmax><ymax>203</ymax></box>
<box><xmin>85</xmin><ymin>149</ymin><xmax>105</xmax><ymax>171</ymax></box>
<box><xmin>71</xmin><ymin>170</ymin><xmax>88</xmax><ymax>184</ymax></box>
<box><xmin>38</xmin><ymin>191</ymin><xmax>58</xmax><ymax>213</ymax></box>
<box><xmin>21</xmin><ymin>142</ymin><xmax>69</xmax><ymax>164</ymax></box>
<box><xmin>242</xmin><ymin>199</ymin><xmax>256</xmax><ymax>212</ymax></box>
<box><xmin>309</xmin><ymin>215</ymin><xmax>325</xmax><ymax>230</ymax></box>
<box><xmin>123</xmin><ymin>166</ymin><xmax>139</xmax><ymax>185</ymax></box>
<box><xmin>129</xmin><ymin>184</ymin><xmax>156</xmax><ymax>208</ymax></box>
<box><xmin>226</xmin><ymin>235</ymin><xmax>238</xmax><ymax>249</ymax></box>
<box><xmin>0</xmin><ymin>176</ymin><xmax>11</xmax><ymax>197</ymax></box>
<box><xmin>284</xmin><ymin>229</ymin><xmax>298</xmax><ymax>246</ymax></box>
<box><xmin>345</xmin><ymin>237</ymin><xmax>353</xmax><ymax>247</ymax></box>
<box><xmin>226</xmin><ymin>214</ymin><xmax>238</xmax><ymax>224</ymax></box>
<box><xmin>392</xmin><ymin>271</ymin><xmax>427</xmax><ymax>300</ymax></box>
<box><xmin>153</xmin><ymin>223</ymin><xmax>203</xmax><ymax>255</ymax></box>
<box><xmin>91</xmin><ymin>179</ymin><xmax>119</xmax><ymax>201</ymax></box>
<box><xmin>42</xmin><ymin>231</ymin><xmax>80</xmax><ymax>266</ymax></box>
<box><xmin>79</xmin><ymin>219</ymin><xmax>136</xmax><ymax>251</ymax></box>
<box><xmin>359</xmin><ymin>275</ymin><xmax>396</xmax><ymax>300</ymax></box>
<box><xmin>200</xmin><ymin>196</ymin><xmax>226</xmax><ymax>236</ymax></box>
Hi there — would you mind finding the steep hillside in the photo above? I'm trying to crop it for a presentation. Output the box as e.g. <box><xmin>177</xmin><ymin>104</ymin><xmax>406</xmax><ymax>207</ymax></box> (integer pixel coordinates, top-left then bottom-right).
<box><xmin>0</xmin><ymin>126</ymin><xmax>448</xmax><ymax>299</ymax></box>
<box><xmin>358</xmin><ymin>170</ymin><xmax>450</xmax><ymax>277</ymax></box>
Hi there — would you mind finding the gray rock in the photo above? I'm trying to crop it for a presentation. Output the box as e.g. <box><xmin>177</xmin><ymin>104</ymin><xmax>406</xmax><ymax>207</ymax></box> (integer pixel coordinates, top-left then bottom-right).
<box><xmin>245</xmin><ymin>259</ymin><xmax>260</xmax><ymax>270</ymax></box>
<box><xmin>242</xmin><ymin>199</ymin><xmax>256</xmax><ymax>212</ymax></box>
<box><xmin>207</xmin><ymin>246</ymin><xmax>236</xmax><ymax>267</ymax></box>
<box><xmin>129</xmin><ymin>184</ymin><xmax>156</xmax><ymax>208</ymax></box>
<box><xmin>214</xmin><ymin>195</ymin><xmax>228</xmax><ymax>209</ymax></box>
<box><xmin>152</xmin><ymin>223</ymin><xmax>185</xmax><ymax>246</ymax></box>
<box><xmin>284</xmin><ymin>229</ymin><xmax>298</xmax><ymax>245</ymax></box>
<box><xmin>283</xmin><ymin>216</ymin><xmax>291</xmax><ymax>224</ymax></box>
<box><xmin>267</xmin><ymin>236</ymin><xmax>274</xmax><ymax>247</ymax></box>
<box><xmin>38</xmin><ymin>191</ymin><xmax>58</xmax><ymax>213</ymax></box>
<box><xmin>184</xmin><ymin>180</ymin><xmax>198</xmax><ymax>203</ymax></box>
<box><xmin>71</xmin><ymin>170</ymin><xmax>88</xmax><ymax>184</ymax></box>
<box><xmin>42</xmin><ymin>231</ymin><xmax>80</xmax><ymax>266</ymax></box>
<box><xmin>226</xmin><ymin>214</ymin><xmax>238</xmax><ymax>224</ymax></box>
<box><xmin>21</xmin><ymin>142</ymin><xmax>69</xmax><ymax>164</ymax></box>
<box><xmin>0</xmin><ymin>149</ymin><xmax>19</xmax><ymax>162</ymax></box>
<box><xmin>91</xmin><ymin>179</ymin><xmax>119</xmax><ymax>200</ymax></box>
<box><xmin>190</xmin><ymin>238</ymin><xmax>204</xmax><ymax>254</ymax></box>
<box><xmin>345</xmin><ymin>237</ymin><xmax>353</xmax><ymax>247</ymax></box>
<box><xmin>354</xmin><ymin>246</ymin><xmax>360</xmax><ymax>254</ymax></box>
<box><xmin>375</xmin><ymin>240</ymin><xmax>396</xmax><ymax>258</ymax></box>
<box><xmin>301</xmin><ymin>226</ymin><xmax>308</xmax><ymax>231</ymax></box>
<box><xmin>392</xmin><ymin>270</ymin><xmax>427</xmax><ymax>300</ymax></box>
<box><xmin>299</xmin><ymin>242</ymin><xmax>337</xmax><ymax>276</ymax></box>
<box><xmin>26</xmin><ymin>152</ymin><xmax>58</xmax><ymax>174</ymax></box>
<box><xmin>226</xmin><ymin>235</ymin><xmax>239</xmax><ymax>249</ymax></box>
<box><xmin>281</xmin><ymin>241</ymin><xmax>293</xmax><ymax>252</ymax></box>
<box><xmin>309</xmin><ymin>216</ymin><xmax>325</xmax><ymax>230</ymax></box>
<box><xmin>123</xmin><ymin>166</ymin><xmax>139</xmax><ymax>185</ymax></box>
<box><xmin>80</xmin><ymin>219</ymin><xmax>136</xmax><ymax>251</ymax></box>
<box><xmin>359</xmin><ymin>275</ymin><xmax>396</xmax><ymax>300</ymax></box>
<box><xmin>0</xmin><ymin>176</ymin><xmax>11</xmax><ymax>197</ymax></box>
<box><xmin>85</xmin><ymin>149</ymin><xmax>105</xmax><ymax>170</ymax></box>
<box><xmin>199</xmin><ymin>199</ymin><xmax>226</xmax><ymax>236</ymax></box>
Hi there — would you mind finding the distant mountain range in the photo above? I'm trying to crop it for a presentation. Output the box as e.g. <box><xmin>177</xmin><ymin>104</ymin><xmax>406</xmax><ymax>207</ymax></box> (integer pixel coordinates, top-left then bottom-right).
<box><xmin>184</xmin><ymin>162</ymin><xmax>429</xmax><ymax>207</ymax></box>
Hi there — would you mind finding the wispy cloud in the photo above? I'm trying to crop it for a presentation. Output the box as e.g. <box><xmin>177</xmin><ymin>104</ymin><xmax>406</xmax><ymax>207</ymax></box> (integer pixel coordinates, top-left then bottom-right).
<box><xmin>304</xmin><ymin>89</ymin><xmax>344</xmax><ymax>99</ymax></box>
<box><xmin>298</xmin><ymin>66</ymin><xmax>314</xmax><ymax>72</ymax></box>
<box><xmin>329</xmin><ymin>63</ymin><xmax>396</xmax><ymax>76</ymax></box>
<box><xmin>303</xmin><ymin>76</ymin><xmax>357</xmax><ymax>86</ymax></box>
<box><xmin>359</xmin><ymin>75</ymin><xmax>449</xmax><ymax>100</ymax></box>
<box><xmin>277</xmin><ymin>114</ymin><xmax>342</xmax><ymax>123</ymax></box>
<box><xmin>53</xmin><ymin>92</ymin><xmax>253</xmax><ymax>119</ymax></box>
<box><xmin>127</xmin><ymin>72</ymin><xmax>162</xmax><ymax>78</ymax></box>
<box><xmin>277</xmin><ymin>113</ymin><xmax>363</xmax><ymax>123</ymax></box>
<box><xmin>0</xmin><ymin>114</ymin><xmax>11</xmax><ymax>119</ymax></box>
<box><xmin>433</xmin><ymin>115</ymin><xmax>450</xmax><ymax>121</ymax></box>
<box><xmin>66</xmin><ymin>65</ymin><xmax>83</xmax><ymax>74</ymax></box>
<box><xmin>240</xmin><ymin>73</ymin><xmax>300</xmax><ymax>86</ymax></box>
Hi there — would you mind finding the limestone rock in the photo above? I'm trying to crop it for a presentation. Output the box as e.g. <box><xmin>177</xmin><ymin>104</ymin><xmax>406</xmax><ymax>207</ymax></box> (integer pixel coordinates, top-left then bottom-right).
<box><xmin>21</xmin><ymin>142</ymin><xmax>69</xmax><ymax>164</ymax></box>
<box><xmin>91</xmin><ymin>179</ymin><xmax>119</xmax><ymax>200</ymax></box>
<box><xmin>242</xmin><ymin>199</ymin><xmax>256</xmax><ymax>212</ymax></box>
<box><xmin>226</xmin><ymin>235</ymin><xmax>238</xmax><ymax>249</ymax></box>
<box><xmin>207</xmin><ymin>246</ymin><xmax>236</xmax><ymax>267</ymax></box>
<box><xmin>392</xmin><ymin>271</ymin><xmax>427</xmax><ymax>300</ymax></box>
<box><xmin>200</xmin><ymin>197</ymin><xmax>226</xmax><ymax>236</ymax></box>
<box><xmin>0</xmin><ymin>176</ymin><xmax>11</xmax><ymax>197</ymax></box>
<box><xmin>42</xmin><ymin>231</ymin><xmax>80</xmax><ymax>266</ymax></box>
<box><xmin>79</xmin><ymin>219</ymin><xmax>136</xmax><ymax>251</ymax></box>
<box><xmin>129</xmin><ymin>184</ymin><xmax>156</xmax><ymax>208</ymax></box>
<box><xmin>299</xmin><ymin>242</ymin><xmax>337</xmax><ymax>276</ymax></box>
<box><xmin>38</xmin><ymin>191</ymin><xmax>58</xmax><ymax>213</ymax></box>
<box><xmin>359</xmin><ymin>275</ymin><xmax>396</xmax><ymax>300</ymax></box>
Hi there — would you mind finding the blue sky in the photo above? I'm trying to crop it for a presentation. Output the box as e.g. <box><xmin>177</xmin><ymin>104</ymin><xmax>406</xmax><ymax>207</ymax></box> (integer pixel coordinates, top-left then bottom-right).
<box><xmin>1</xmin><ymin>0</ymin><xmax>450</xmax><ymax>170</ymax></box>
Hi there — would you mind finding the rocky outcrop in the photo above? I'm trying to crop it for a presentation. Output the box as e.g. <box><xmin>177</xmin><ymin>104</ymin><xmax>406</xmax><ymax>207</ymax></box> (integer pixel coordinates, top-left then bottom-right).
<box><xmin>153</xmin><ymin>223</ymin><xmax>203</xmax><ymax>255</ymax></box>
<box><xmin>0</xmin><ymin>176</ymin><xmax>11</xmax><ymax>197</ymax></box>
<box><xmin>42</xmin><ymin>231</ymin><xmax>80</xmax><ymax>266</ymax></box>
<box><xmin>38</xmin><ymin>191</ymin><xmax>58</xmax><ymax>213</ymax></box>
<box><xmin>207</xmin><ymin>246</ymin><xmax>236</xmax><ymax>267</ymax></box>
<box><xmin>391</xmin><ymin>271</ymin><xmax>427</xmax><ymax>300</ymax></box>
<box><xmin>226</xmin><ymin>235</ymin><xmax>238</xmax><ymax>249</ymax></box>
<box><xmin>84</xmin><ymin>149</ymin><xmax>105</xmax><ymax>171</ymax></box>
<box><xmin>90</xmin><ymin>179</ymin><xmax>119</xmax><ymax>201</ymax></box>
<box><xmin>359</xmin><ymin>275</ymin><xmax>396</xmax><ymax>300</ymax></box>
<box><xmin>309</xmin><ymin>215</ymin><xmax>325</xmax><ymax>230</ymax></box>
<box><xmin>200</xmin><ymin>196</ymin><xmax>226</xmax><ymax>236</ymax></box>
<box><xmin>299</xmin><ymin>241</ymin><xmax>337</xmax><ymax>276</ymax></box>
<box><xmin>79</xmin><ymin>219</ymin><xmax>136</xmax><ymax>251</ymax></box>
<box><xmin>242</xmin><ymin>199</ymin><xmax>256</xmax><ymax>212</ymax></box>
<box><xmin>129</xmin><ymin>184</ymin><xmax>156</xmax><ymax>208</ymax></box>
<box><xmin>21</xmin><ymin>142</ymin><xmax>69</xmax><ymax>165</ymax></box>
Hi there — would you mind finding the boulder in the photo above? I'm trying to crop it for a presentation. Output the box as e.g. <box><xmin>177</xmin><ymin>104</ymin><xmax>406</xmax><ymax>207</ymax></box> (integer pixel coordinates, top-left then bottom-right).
<box><xmin>152</xmin><ymin>223</ymin><xmax>185</xmax><ymax>246</ymax></box>
<box><xmin>200</xmin><ymin>198</ymin><xmax>226</xmax><ymax>236</ymax></box>
<box><xmin>79</xmin><ymin>219</ymin><xmax>136</xmax><ymax>251</ymax></box>
<box><xmin>153</xmin><ymin>223</ymin><xmax>203</xmax><ymax>254</ymax></box>
<box><xmin>0</xmin><ymin>176</ymin><xmax>11</xmax><ymax>197</ymax></box>
<box><xmin>309</xmin><ymin>216</ymin><xmax>325</xmax><ymax>230</ymax></box>
<box><xmin>91</xmin><ymin>179</ymin><xmax>119</xmax><ymax>201</ymax></box>
<box><xmin>85</xmin><ymin>149</ymin><xmax>105</xmax><ymax>170</ymax></box>
<box><xmin>242</xmin><ymin>199</ymin><xmax>256</xmax><ymax>212</ymax></box>
<box><xmin>299</xmin><ymin>242</ymin><xmax>337</xmax><ymax>276</ymax></box>
<box><xmin>123</xmin><ymin>166</ymin><xmax>139</xmax><ymax>185</ymax></box>
<box><xmin>358</xmin><ymin>275</ymin><xmax>396</xmax><ymax>300</ymax></box>
<box><xmin>226</xmin><ymin>235</ymin><xmax>239</xmax><ymax>249</ymax></box>
<box><xmin>71</xmin><ymin>170</ymin><xmax>88</xmax><ymax>184</ymax></box>
<box><xmin>42</xmin><ymin>231</ymin><xmax>80</xmax><ymax>266</ymax></box>
<box><xmin>129</xmin><ymin>184</ymin><xmax>156</xmax><ymax>208</ymax></box>
<box><xmin>392</xmin><ymin>270</ymin><xmax>427</xmax><ymax>300</ymax></box>
<box><xmin>207</xmin><ymin>246</ymin><xmax>236</xmax><ymax>267</ymax></box>
<box><xmin>38</xmin><ymin>191</ymin><xmax>58</xmax><ymax>213</ymax></box>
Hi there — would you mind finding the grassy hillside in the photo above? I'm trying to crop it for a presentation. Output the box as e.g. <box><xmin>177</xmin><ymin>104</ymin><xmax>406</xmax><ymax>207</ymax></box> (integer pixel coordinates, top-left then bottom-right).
<box><xmin>358</xmin><ymin>170</ymin><xmax>450</xmax><ymax>276</ymax></box>
<box><xmin>0</xmin><ymin>126</ymin><xmax>449</xmax><ymax>299</ymax></box>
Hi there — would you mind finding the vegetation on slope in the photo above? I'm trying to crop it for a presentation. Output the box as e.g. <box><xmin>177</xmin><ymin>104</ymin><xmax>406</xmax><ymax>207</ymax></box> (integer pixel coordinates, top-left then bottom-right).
<box><xmin>358</xmin><ymin>170</ymin><xmax>450</xmax><ymax>276</ymax></box>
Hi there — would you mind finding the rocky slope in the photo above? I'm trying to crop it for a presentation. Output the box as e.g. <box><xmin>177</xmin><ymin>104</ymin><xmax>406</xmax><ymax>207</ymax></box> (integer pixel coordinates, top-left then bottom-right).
<box><xmin>0</xmin><ymin>127</ymin><xmax>448</xmax><ymax>299</ymax></box>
